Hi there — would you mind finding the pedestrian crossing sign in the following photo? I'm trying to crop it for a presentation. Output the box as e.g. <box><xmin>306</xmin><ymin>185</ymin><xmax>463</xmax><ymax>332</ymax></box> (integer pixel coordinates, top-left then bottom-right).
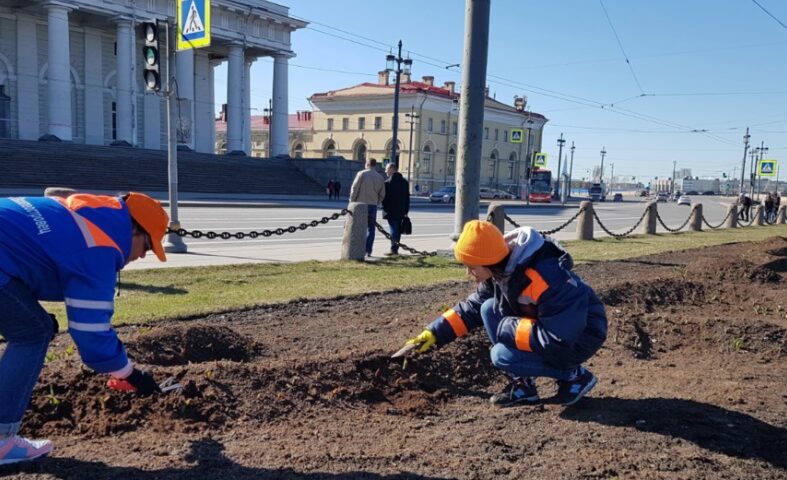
<box><xmin>534</xmin><ymin>152</ymin><xmax>547</xmax><ymax>167</ymax></box>
<box><xmin>511</xmin><ymin>128</ymin><xmax>524</xmax><ymax>144</ymax></box>
<box><xmin>177</xmin><ymin>0</ymin><xmax>211</xmax><ymax>51</ymax></box>
<box><xmin>758</xmin><ymin>159</ymin><xmax>777</xmax><ymax>177</ymax></box>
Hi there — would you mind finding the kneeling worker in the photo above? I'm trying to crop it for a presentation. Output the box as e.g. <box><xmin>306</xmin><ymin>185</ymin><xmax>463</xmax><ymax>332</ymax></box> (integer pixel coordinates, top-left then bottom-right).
<box><xmin>400</xmin><ymin>220</ymin><xmax>607</xmax><ymax>407</ymax></box>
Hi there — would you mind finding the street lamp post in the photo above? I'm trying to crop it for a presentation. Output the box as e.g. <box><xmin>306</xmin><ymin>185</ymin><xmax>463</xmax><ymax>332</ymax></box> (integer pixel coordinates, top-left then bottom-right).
<box><xmin>757</xmin><ymin>143</ymin><xmax>768</xmax><ymax>201</ymax></box>
<box><xmin>568</xmin><ymin>141</ymin><xmax>575</xmax><ymax>197</ymax></box>
<box><xmin>556</xmin><ymin>133</ymin><xmax>565</xmax><ymax>198</ymax></box>
<box><xmin>386</xmin><ymin>41</ymin><xmax>412</xmax><ymax>167</ymax></box>
<box><xmin>600</xmin><ymin>147</ymin><xmax>607</xmax><ymax>184</ymax></box>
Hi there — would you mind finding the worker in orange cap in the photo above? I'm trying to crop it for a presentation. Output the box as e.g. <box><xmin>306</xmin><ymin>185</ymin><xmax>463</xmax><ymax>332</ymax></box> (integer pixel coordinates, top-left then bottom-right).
<box><xmin>0</xmin><ymin>191</ymin><xmax>169</xmax><ymax>464</ymax></box>
<box><xmin>400</xmin><ymin>220</ymin><xmax>607</xmax><ymax>407</ymax></box>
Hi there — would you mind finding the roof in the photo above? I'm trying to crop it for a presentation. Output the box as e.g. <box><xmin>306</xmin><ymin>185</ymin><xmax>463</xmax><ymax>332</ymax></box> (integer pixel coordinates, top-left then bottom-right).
<box><xmin>215</xmin><ymin>112</ymin><xmax>313</xmax><ymax>133</ymax></box>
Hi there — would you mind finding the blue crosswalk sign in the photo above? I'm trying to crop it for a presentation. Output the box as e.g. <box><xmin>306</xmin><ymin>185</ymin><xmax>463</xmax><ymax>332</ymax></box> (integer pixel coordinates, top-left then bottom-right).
<box><xmin>758</xmin><ymin>159</ymin><xmax>777</xmax><ymax>177</ymax></box>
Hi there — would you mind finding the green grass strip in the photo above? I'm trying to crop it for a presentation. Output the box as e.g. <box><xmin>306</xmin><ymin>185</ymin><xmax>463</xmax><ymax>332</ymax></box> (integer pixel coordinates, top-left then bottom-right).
<box><xmin>42</xmin><ymin>224</ymin><xmax>787</xmax><ymax>326</ymax></box>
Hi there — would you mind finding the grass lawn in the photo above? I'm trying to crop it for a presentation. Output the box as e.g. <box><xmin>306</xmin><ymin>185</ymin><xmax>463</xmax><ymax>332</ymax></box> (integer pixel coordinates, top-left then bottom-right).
<box><xmin>42</xmin><ymin>224</ymin><xmax>787</xmax><ymax>326</ymax></box>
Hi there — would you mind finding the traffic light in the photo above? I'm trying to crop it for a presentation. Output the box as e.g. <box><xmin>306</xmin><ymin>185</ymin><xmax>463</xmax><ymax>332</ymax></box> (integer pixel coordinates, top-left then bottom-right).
<box><xmin>141</xmin><ymin>22</ymin><xmax>160</xmax><ymax>91</ymax></box>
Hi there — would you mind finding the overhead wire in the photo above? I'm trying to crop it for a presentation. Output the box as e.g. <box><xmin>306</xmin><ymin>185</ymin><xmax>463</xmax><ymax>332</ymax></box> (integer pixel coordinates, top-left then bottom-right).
<box><xmin>751</xmin><ymin>0</ymin><xmax>787</xmax><ymax>30</ymax></box>
<box><xmin>598</xmin><ymin>0</ymin><xmax>645</xmax><ymax>94</ymax></box>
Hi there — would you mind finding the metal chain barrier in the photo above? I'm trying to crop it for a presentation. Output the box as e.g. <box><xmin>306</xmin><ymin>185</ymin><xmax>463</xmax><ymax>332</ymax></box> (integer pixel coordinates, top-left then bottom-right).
<box><xmin>592</xmin><ymin>207</ymin><xmax>649</xmax><ymax>239</ymax></box>
<box><xmin>374</xmin><ymin>222</ymin><xmax>437</xmax><ymax>257</ymax></box>
<box><xmin>701</xmin><ymin>207</ymin><xmax>733</xmax><ymax>230</ymax></box>
<box><xmin>655</xmin><ymin>209</ymin><xmax>692</xmax><ymax>233</ymax></box>
<box><xmin>540</xmin><ymin>206</ymin><xmax>586</xmax><ymax>235</ymax></box>
<box><xmin>504</xmin><ymin>213</ymin><xmax>520</xmax><ymax>229</ymax></box>
<box><xmin>738</xmin><ymin>214</ymin><xmax>756</xmax><ymax>227</ymax></box>
<box><xmin>168</xmin><ymin>209</ymin><xmax>351</xmax><ymax>239</ymax></box>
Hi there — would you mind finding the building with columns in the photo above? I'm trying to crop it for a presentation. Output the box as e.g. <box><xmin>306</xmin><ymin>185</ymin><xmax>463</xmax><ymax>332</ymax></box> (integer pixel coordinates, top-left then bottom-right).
<box><xmin>0</xmin><ymin>0</ymin><xmax>305</xmax><ymax>155</ymax></box>
<box><xmin>306</xmin><ymin>72</ymin><xmax>547</xmax><ymax>195</ymax></box>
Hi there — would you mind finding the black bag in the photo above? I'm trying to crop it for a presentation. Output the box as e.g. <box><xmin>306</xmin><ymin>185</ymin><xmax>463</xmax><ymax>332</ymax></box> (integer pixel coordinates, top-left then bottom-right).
<box><xmin>401</xmin><ymin>216</ymin><xmax>413</xmax><ymax>235</ymax></box>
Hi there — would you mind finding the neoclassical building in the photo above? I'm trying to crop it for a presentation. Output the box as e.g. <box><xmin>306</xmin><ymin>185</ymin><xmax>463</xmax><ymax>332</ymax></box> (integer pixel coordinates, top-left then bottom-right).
<box><xmin>0</xmin><ymin>0</ymin><xmax>305</xmax><ymax>154</ymax></box>
<box><xmin>306</xmin><ymin>72</ymin><xmax>548</xmax><ymax>194</ymax></box>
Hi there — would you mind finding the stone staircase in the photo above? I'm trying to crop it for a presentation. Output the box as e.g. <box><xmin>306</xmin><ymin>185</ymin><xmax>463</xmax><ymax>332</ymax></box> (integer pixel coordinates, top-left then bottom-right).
<box><xmin>0</xmin><ymin>139</ymin><xmax>325</xmax><ymax>195</ymax></box>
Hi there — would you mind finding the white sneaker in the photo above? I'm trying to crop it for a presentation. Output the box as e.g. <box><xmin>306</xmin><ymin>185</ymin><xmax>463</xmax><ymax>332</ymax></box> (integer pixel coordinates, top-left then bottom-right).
<box><xmin>0</xmin><ymin>435</ymin><xmax>53</xmax><ymax>465</ymax></box>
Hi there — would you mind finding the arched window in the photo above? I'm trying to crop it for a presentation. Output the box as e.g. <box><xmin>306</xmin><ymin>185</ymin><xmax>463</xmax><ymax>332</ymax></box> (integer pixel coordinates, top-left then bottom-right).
<box><xmin>293</xmin><ymin>143</ymin><xmax>304</xmax><ymax>158</ymax></box>
<box><xmin>421</xmin><ymin>145</ymin><xmax>432</xmax><ymax>174</ymax></box>
<box><xmin>323</xmin><ymin>140</ymin><xmax>336</xmax><ymax>158</ymax></box>
<box><xmin>489</xmin><ymin>151</ymin><xmax>498</xmax><ymax>180</ymax></box>
<box><xmin>447</xmin><ymin>147</ymin><xmax>456</xmax><ymax>176</ymax></box>
<box><xmin>508</xmin><ymin>152</ymin><xmax>517</xmax><ymax>179</ymax></box>
<box><xmin>354</xmin><ymin>142</ymin><xmax>367</xmax><ymax>162</ymax></box>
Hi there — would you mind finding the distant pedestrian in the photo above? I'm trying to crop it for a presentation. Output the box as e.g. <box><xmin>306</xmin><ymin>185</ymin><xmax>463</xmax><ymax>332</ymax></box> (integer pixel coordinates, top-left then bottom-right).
<box><xmin>349</xmin><ymin>158</ymin><xmax>386</xmax><ymax>257</ymax></box>
<box><xmin>334</xmin><ymin>180</ymin><xmax>342</xmax><ymax>200</ymax></box>
<box><xmin>326</xmin><ymin>180</ymin><xmax>335</xmax><ymax>200</ymax></box>
<box><xmin>739</xmin><ymin>193</ymin><xmax>752</xmax><ymax>222</ymax></box>
<box><xmin>774</xmin><ymin>192</ymin><xmax>781</xmax><ymax>220</ymax></box>
<box><xmin>764</xmin><ymin>193</ymin><xmax>774</xmax><ymax>223</ymax></box>
<box><xmin>382</xmin><ymin>163</ymin><xmax>410</xmax><ymax>256</ymax></box>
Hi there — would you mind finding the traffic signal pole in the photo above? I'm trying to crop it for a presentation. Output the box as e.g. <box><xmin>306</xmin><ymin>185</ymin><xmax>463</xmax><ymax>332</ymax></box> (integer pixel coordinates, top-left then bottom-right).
<box><xmin>163</xmin><ymin>19</ymin><xmax>187</xmax><ymax>253</ymax></box>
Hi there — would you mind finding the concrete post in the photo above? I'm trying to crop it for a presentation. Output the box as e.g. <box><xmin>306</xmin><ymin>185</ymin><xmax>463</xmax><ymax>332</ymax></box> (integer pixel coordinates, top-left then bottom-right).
<box><xmin>271</xmin><ymin>55</ymin><xmax>289</xmax><ymax>157</ymax></box>
<box><xmin>642</xmin><ymin>202</ymin><xmax>657</xmax><ymax>235</ymax></box>
<box><xmin>576</xmin><ymin>201</ymin><xmax>593</xmax><ymax>240</ymax></box>
<box><xmin>777</xmin><ymin>204</ymin><xmax>786</xmax><ymax>224</ymax></box>
<box><xmin>226</xmin><ymin>44</ymin><xmax>243</xmax><ymax>154</ymax></box>
<box><xmin>486</xmin><ymin>202</ymin><xmax>505</xmax><ymax>233</ymax></box>
<box><xmin>753</xmin><ymin>205</ymin><xmax>764</xmax><ymax>226</ymax></box>
<box><xmin>689</xmin><ymin>203</ymin><xmax>702</xmax><ymax>232</ymax></box>
<box><xmin>341</xmin><ymin>203</ymin><xmax>369</xmax><ymax>261</ymax></box>
<box><xmin>725</xmin><ymin>203</ymin><xmax>739</xmax><ymax>228</ymax></box>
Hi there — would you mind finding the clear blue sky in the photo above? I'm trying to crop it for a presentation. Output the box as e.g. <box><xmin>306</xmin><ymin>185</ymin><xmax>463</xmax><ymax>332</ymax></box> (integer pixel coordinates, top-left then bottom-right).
<box><xmin>214</xmin><ymin>0</ymin><xmax>787</xmax><ymax>183</ymax></box>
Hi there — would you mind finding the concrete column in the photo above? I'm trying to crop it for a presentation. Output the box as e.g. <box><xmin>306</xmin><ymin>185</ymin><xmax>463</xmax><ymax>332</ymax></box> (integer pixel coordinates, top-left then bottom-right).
<box><xmin>175</xmin><ymin>48</ymin><xmax>195</xmax><ymax>149</ymax></box>
<box><xmin>16</xmin><ymin>15</ymin><xmax>40</xmax><ymax>140</ymax></box>
<box><xmin>243</xmin><ymin>59</ymin><xmax>252</xmax><ymax>155</ymax></box>
<box><xmin>341</xmin><ymin>202</ymin><xmax>369</xmax><ymax>261</ymax></box>
<box><xmin>576</xmin><ymin>201</ymin><xmax>594</xmax><ymax>241</ymax></box>
<box><xmin>114</xmin><ymin>18</ymin><xmax>133</xmax><ymax>144</ymax></box>
<box><xmin>44</xmin><ymin>2</ymin><xmax>73</xmax><ymax>140</ymax></box>
<box><xmin>486</xmin><ymin>202</ymin><xmax>505</xmax><ymax>233</ymax></box>
<box><xmin>83</xmin><ymin>29</ymin><xmax>104</xmax><ymax>145</ymax></box>
<box><xmin>689</xmin><ymin>204</ymin><xmax>702</xmax><ymax>232</ymax></box>
<box><xmin>777</xmin><ymin>204</ymin><xmax>786</xmax><ymax>224</ymax></box>
<box><xmin>753</xmin><ymin>205</ymin><xmax>764</xmax><ymax>226</ymax></box>
<box><xmin>226</xmin><ymin>44</ymin><xmax>243</xmax><ymax>153</ymax></box>
<box><xmin>642</xmin><ymin>202</ymin><xmax>657</xmax><ymax>234</ymax></box>
<box><xmin>270</xmin><ymin>55</ymin><xmax>289</xmax><ymax>157</ymax></box>
<box><xmin>725</xmin><ymin>203</ymin><xmax>739</xmax><ymax>228</ymax></box>
<box><xmin>193</xmin><ymin>52</ymin><xmax>213</xmax><ymax>153</ymax></box>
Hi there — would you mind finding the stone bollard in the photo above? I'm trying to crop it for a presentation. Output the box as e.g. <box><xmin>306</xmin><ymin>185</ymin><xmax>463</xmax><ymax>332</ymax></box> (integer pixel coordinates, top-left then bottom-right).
<box><xmin>642</xmin><ymin>202</ymin><xmax>657</xmax><ymax>235</ymax></box>
<box><xmin>724</xmin><ymin>203</ymin><xmax>738</xmax><ymax>228</ymax></box>
<box><xmin>753</xmin><ymin>205</ymin><xmax>764</xmax><ymax>226</ymax></box>
<box><xmin>341</xmin><ymin>202</ymin><xmax>368</xmax><ymax>261</ymax></box>
<box><xmin>689</xmin><ymin>203</ymin><xmax>702</xmax><ymax>231</ymax></box>
<box><xmin>576</xmin><ymin>201</ymin><xmax>594</xmax><ymax>241</ymax></box>
<box><xmin>486</xmin><ymin>202</ymin><xmax>506</xmax><ymax>233</ymax></box>
<box><xmin>44</xmin><ymin>187</ymin><xmax>78</xmax><ymax>198</ymax></box>
<box><xmin>777</xmin><ymin>204</ymin><xmax>787</xmax><ymax>224</ymax></box>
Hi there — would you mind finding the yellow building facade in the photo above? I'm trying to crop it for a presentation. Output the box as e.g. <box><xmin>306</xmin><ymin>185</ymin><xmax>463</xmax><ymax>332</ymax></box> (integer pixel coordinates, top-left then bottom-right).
<box><xmin>307</xmin><ymin>73</ymin><xmax>547</xmax><ymax>195</ymax></box>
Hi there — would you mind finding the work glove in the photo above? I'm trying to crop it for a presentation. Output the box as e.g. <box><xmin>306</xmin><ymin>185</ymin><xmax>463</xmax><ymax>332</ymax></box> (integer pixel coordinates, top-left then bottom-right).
<box><xmin>406</xmin><ymin>329</ymin><xmax>437</xmax><ymax>354</ymax></box>
<box><xmin>107</xmin><ymin>368</ymin><xmax>161</xmax><ymax>396</ymax></box>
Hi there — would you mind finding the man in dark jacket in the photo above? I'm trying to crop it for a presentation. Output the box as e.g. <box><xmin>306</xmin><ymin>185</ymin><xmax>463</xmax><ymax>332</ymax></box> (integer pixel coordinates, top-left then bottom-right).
<box><xmin>382</xmin><ymin>163</ymin><xmax>410</xmax><ymax>256</ymax></box>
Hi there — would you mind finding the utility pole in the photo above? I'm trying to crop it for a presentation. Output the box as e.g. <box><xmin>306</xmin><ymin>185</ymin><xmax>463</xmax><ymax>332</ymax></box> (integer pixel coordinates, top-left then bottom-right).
<box><xmin>405</xmin><ymin>106</ymin><xmax>420</xmax><ymax>189</ymax></box>
<box><xmin>740</xmin><ymin>127</ymin><xmax>750</xmax><ymax>196</ymax></box>
<box><xmin>610</xmin><ymin>163</ymin><xmax>615</xmax><ymax>191</ymax></box>
<box><xmin>671</xmin><ymin>160</ymin><xmax>677</xmax><ymax>195</ymax></box>
<box><xmin>555</xmin><ymin>133</ymin><xmax>565</xmax><ymax>199</ymax></box>
<box><xmin>385</xmin><ymin>41</ymin><xmax>412</xmax><ymax>167</ymax></box>
<box><xmin>757</xmin><ymin>142</ymin><xmax>768</xmax><ymax>201</ymax></box>
<box><xmin>568</xmin><ymin>141</ymin><xmax>575</xmax><ymax>197</ymax></box>
<box><xmin>599</xmin><ymin>147</ymin><xmax>606</xmax><ymax>184</ymax></box>
<box><xmin>749</xmin><ymin>148</ymin><xmax>758</xmax><ymax>195</ymax></box>
<box><xmin>453</xmin><ymin>0</ymin><xmax>490</xmax><ymax>240</ymax></box>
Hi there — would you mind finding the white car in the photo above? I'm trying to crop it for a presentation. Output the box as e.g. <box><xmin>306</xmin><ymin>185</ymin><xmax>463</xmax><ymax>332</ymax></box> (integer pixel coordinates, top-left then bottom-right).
<box><xmin>677</xmin><ymin>195</ymin><xmax>691</xmax><ymax>206</ymax></box>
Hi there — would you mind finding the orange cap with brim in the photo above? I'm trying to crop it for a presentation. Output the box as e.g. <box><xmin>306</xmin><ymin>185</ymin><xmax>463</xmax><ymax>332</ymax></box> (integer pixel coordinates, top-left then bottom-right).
<box><xmin>125</xmin><ymin>192</ymin><xmax>169</xmax><ymax>262</ymax></box>
<box><xmin>454</xmin><ymin>220</ymin><xmax>509</xmax><ymax>266</ymax></box>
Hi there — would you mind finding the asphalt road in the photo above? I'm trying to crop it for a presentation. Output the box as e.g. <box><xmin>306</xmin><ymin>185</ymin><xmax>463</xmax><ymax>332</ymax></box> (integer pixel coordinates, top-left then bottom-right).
<box><xmin>126</xmin><ymin>194</ymin><xmax>737</xmax><ymax>270</ymax></box>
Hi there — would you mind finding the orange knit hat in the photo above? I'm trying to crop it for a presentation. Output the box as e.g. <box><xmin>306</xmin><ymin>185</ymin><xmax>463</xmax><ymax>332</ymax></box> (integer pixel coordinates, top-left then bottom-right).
<box><xmin>454</xmin><ymin>220</ymin><xmax>509</xmax><ymax>266</ymax></box>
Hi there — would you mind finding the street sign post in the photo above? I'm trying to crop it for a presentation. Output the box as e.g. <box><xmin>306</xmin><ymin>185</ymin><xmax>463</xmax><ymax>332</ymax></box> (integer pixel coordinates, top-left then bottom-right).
<box><xmin>177</xmin><ymin>0</ymin><xmax>211</xmax><ymax>51</ymax></box>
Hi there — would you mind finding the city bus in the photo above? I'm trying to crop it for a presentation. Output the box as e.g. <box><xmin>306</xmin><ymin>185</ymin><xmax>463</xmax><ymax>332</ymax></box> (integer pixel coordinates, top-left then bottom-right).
<box><xmin>529</xmin><ymin>169</ymin><xmax>552</xmax><ymax>203</ymax></box>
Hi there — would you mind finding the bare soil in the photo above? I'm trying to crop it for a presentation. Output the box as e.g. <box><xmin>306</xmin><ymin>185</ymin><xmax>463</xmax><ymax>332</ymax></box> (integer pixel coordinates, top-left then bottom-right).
<box><xmin>2</xmin><ymin>237</ymin><xmax>786</xmax><ymax>480</ymax></box>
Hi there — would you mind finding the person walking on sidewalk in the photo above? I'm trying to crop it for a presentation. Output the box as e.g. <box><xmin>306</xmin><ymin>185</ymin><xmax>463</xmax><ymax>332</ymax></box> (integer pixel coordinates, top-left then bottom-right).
<box><xmin>398</xmin><ymin>220</ymin><xmax>607</xmax><ymax>407</ymax></box>
<box><xmin>349</xmin><ymin>158</ymin><xmax>386</xmax><ymax>257</ymax></box>
<box><xmin>382</xmin><ymin>163</ymin><xmax>410</xmax><ymax>256</ymax></box>
<box><xmin>0</xmin><ymin>192</ymin><xmax>169</xmax><ymax>465</ymax></box>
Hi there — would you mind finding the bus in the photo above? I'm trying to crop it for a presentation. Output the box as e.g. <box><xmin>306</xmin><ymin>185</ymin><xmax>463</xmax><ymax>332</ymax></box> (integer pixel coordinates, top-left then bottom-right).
<box><xmin>529</xmin><ymin>169</ymin><xmax>552</xmax><ymax>203</ymax></box>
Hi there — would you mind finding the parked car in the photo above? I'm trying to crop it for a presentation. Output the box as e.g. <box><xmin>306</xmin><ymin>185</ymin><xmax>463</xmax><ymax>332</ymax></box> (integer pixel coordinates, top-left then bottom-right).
<box><xmin>685</xmin><ymin>191</ymin><xmax>699</xmax><ymax>195</ymax></box>
<box><xmin>491</xmin><ymin>189</ymin><xmax>516</xmax><ymax>199</ymax></box>
<box><xmin>612</xmin><ymin>193</ymin><xmax>623</xmax><ymax>202</ymax></box>
<box><xmin>656</xmin><ymin>192</ymin><xmax>668</xmax><ymax>202</ymax></box>
<box><xmin>479</xmin><ymin>188</ymin><xmax>497</xmax><ymax>199</ymax></box>
<box><xmin>677</xmin><ymin>195</ymin><xmax>691</xmax><ymax>206</ymax></box>
<box><xmin>429</xmin><ymin>186</ymin><xmax>456</xmax><ymax>203</ymax></box>
<box><xmin>702</xmin><ymin>191</ymin><xmax>715</xmax><ymax>196</ymax></box>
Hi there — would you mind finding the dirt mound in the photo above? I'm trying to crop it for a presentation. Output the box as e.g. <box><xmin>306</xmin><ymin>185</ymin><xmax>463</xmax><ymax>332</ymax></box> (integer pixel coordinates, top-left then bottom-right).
<box><xmin>760</xmin><ymin>235</ymin><xmax>787</xmax><ymax>257</ymax></box>
<box><xmin>686</xmin><ymin>256</ymin><xmax>781</xmax><ymax>283</ymax></box>
<box><xmin>126</xmin><ymin>325</ymin><xmax>260</xmax><ymax>365</ymax></box>
<box><xmin>599</xmin><ymin>279</ymin><xmax>706</xmax><ymax>311</ymax></box>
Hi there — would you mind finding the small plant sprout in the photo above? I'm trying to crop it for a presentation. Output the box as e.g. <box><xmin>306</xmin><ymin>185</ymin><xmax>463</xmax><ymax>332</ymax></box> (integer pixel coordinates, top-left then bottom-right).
<box><xmin>46</xmin><ymin>385</ymin><xmax>59</xmax><ymax>406</ymax></box>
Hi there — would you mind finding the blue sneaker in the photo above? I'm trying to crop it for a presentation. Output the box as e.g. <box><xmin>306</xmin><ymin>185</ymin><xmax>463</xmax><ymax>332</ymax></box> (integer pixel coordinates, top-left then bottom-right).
<box><xmin>489</xmin><ymin>377</ymin><xmax>539</xmax><ymax>407</ymax></box>
<box><xmin>554</xmin><ymin>368</ymin><xmax>597</xmax><ymax>406</ymax></box>
<box><xmin>0</xmin><ymin>435</ymin><xmax>53</xmax><ymax>465</ymax></box>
